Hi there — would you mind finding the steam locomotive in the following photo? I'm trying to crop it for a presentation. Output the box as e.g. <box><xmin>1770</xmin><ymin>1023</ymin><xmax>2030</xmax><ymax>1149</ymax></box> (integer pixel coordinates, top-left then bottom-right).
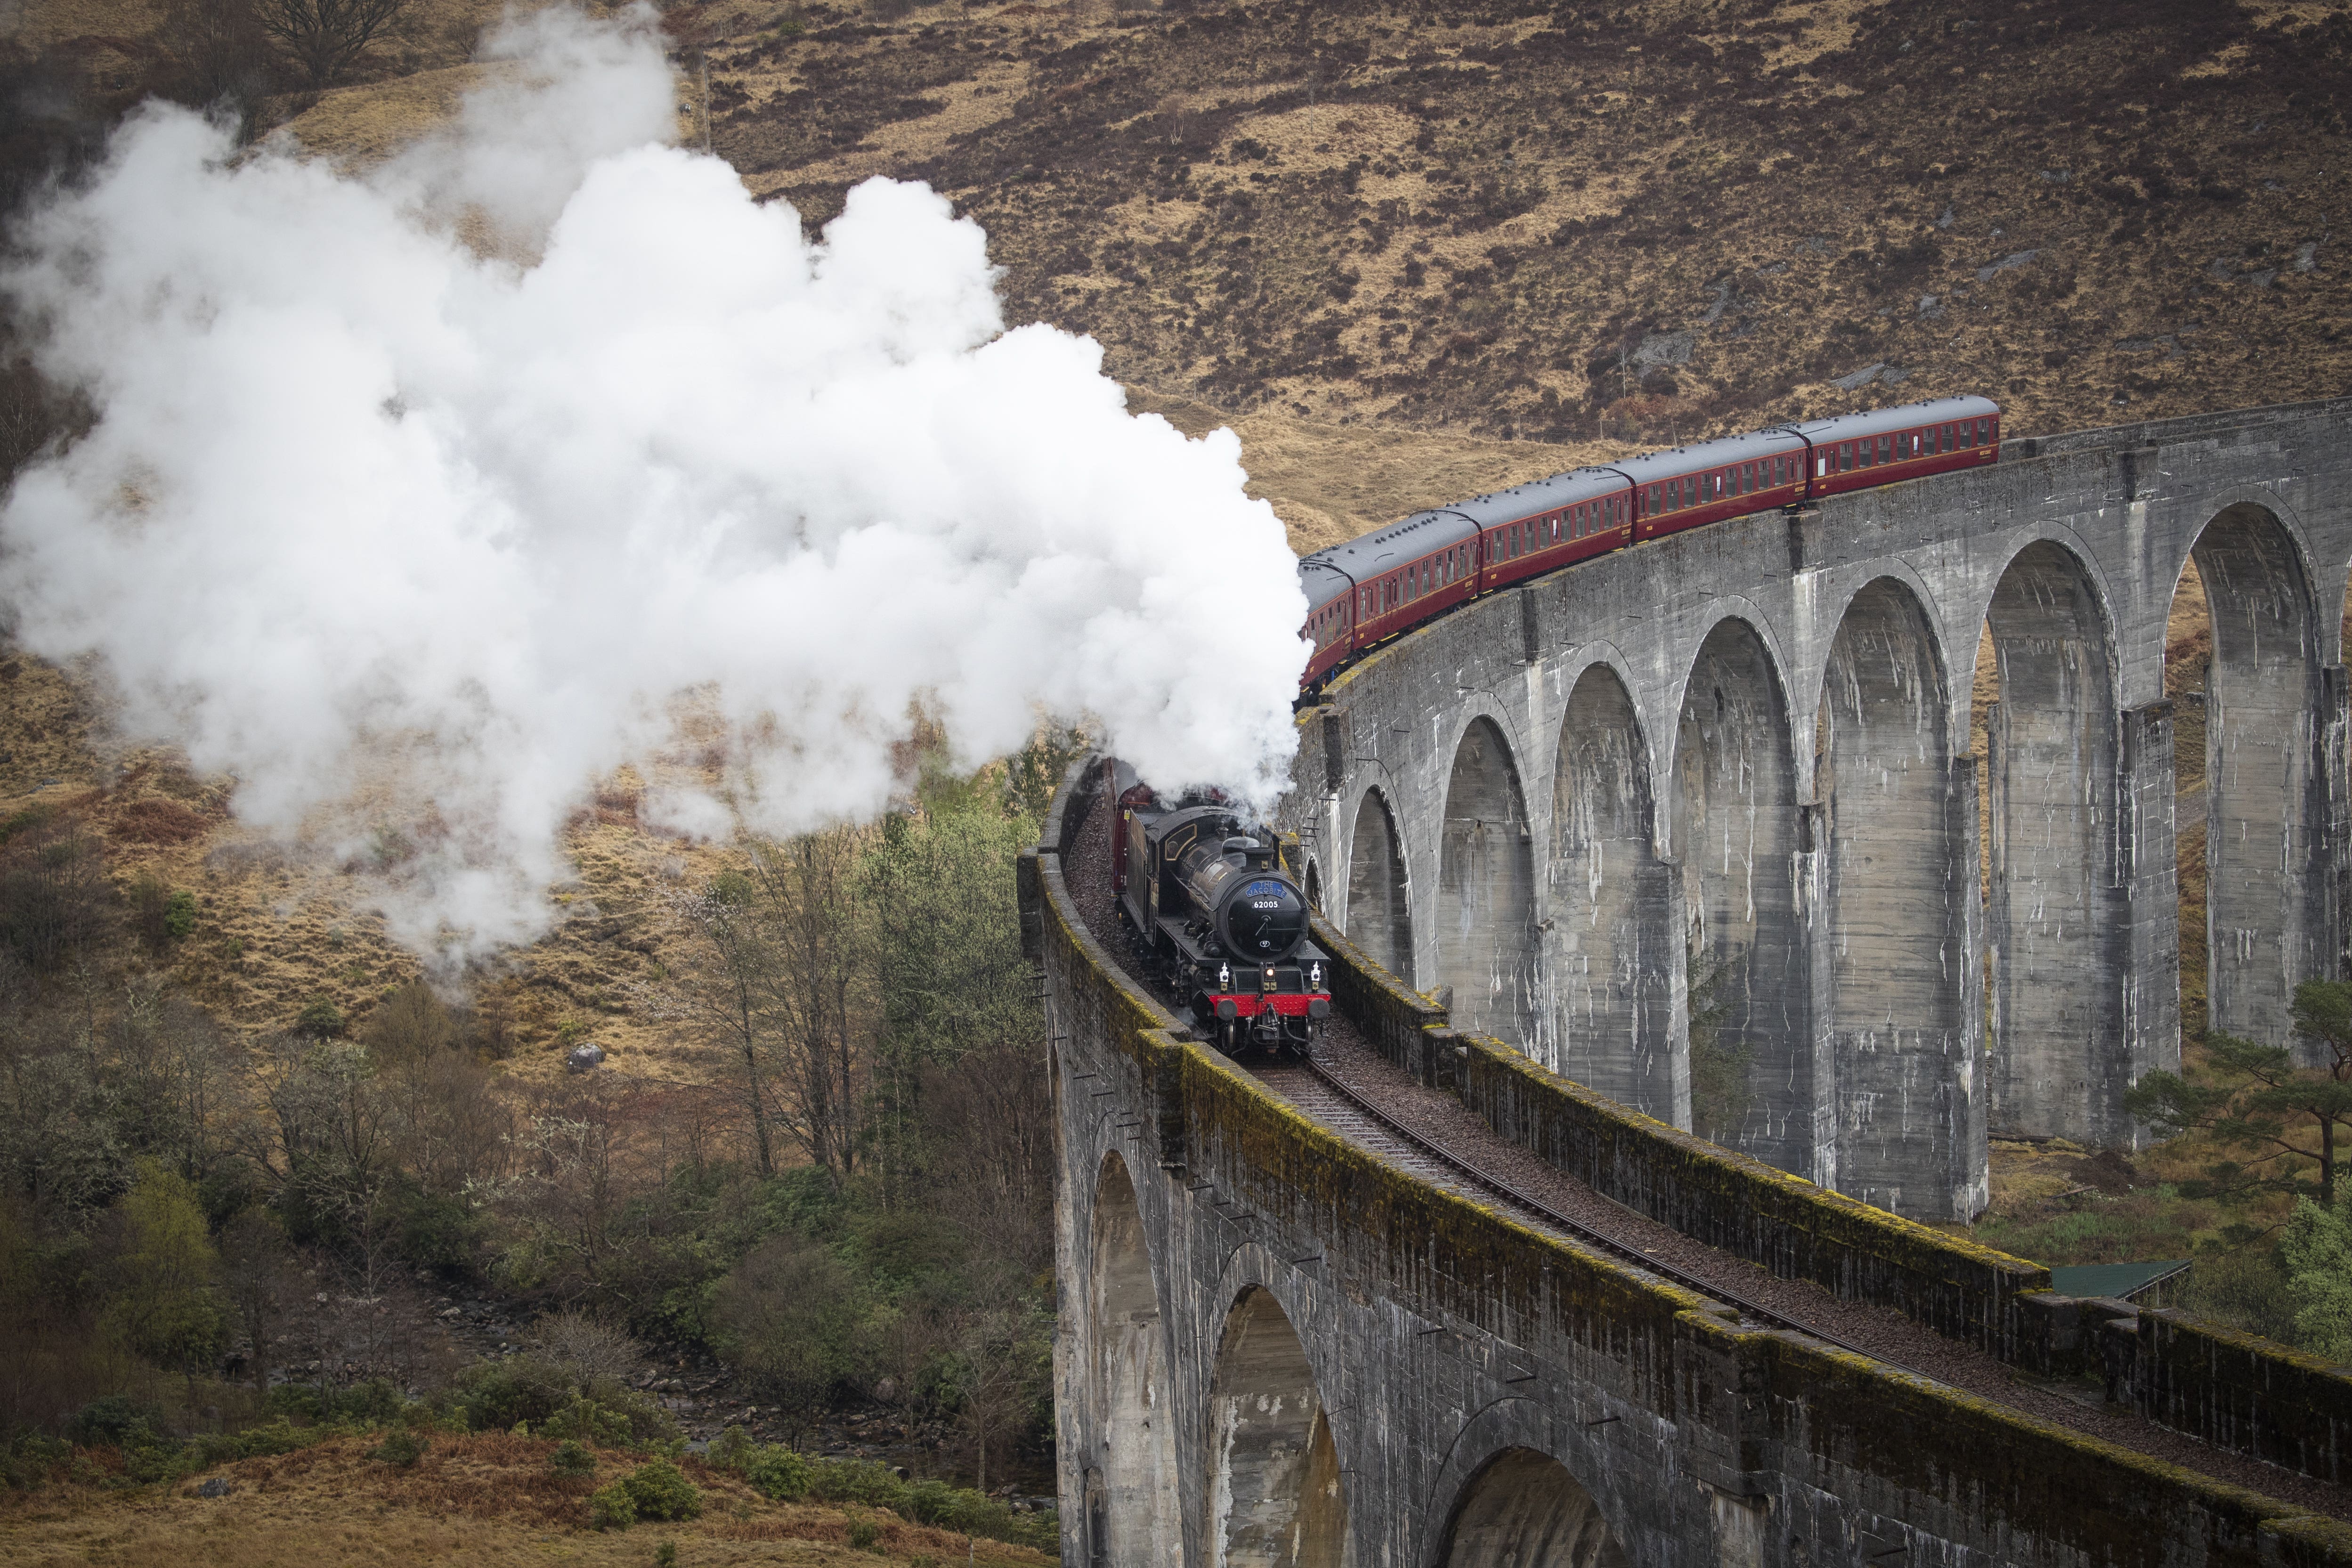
<box><xmin>1298</xmin><ymin>395</ymin><xmax>2003</xmax><ymax>690</ymax></box>
<box><xmin>1106</xmin><ymin>760</ymin><xmax>1330</xmax><ymax>1058</ymax></box>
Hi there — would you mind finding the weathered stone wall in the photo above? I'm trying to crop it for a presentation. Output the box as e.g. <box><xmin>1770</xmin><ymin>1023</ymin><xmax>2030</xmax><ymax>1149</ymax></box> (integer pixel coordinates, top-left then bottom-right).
<box><xmin>1281</xmin><ymin>398</ymin><xmax>2352</xmax><ymax>1218</ymax></box>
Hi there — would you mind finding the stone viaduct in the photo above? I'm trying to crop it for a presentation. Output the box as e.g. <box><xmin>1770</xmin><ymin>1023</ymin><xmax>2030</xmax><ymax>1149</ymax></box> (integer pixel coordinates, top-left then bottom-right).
<box><xmin>1033</xmin><ymin>744</ymin><xmax>2352</xmax><ymax>1568</ymax></box>
<box><xmin>1278</xmin><ymin>398</ymin><xmax>2352</xmax><ymax>1221</ymax></box>
<box><xmin>1032</xmin><ymin>399</ymin><xmax>2352</xmax><ymax>1568</ymax></box>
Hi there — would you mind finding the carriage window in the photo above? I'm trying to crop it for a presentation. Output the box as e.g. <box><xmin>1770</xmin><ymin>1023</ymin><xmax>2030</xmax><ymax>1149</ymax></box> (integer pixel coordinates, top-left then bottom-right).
<box><xmin>1743</xmin><ymin>463</ymin><xmax>1756</xmax><ymax>491</ymax></box>
<box><xmin>1878</xmin><ymin>435</ymin><xmax>1893</xmax><ymax>463</ymax></box>
<box><xmin>1978</xmin><ymin>417</ymin><xmax>1992</xmax><ymax>441</ymax></box>
<box><xmin>1840</xmin><ymin>442</ymin><xmax>1854</xmax><ymax>471</ymax></box>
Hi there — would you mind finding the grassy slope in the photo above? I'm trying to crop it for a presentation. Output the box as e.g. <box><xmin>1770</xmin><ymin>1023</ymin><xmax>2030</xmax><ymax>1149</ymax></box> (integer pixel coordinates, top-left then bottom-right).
<box><xmin>0</xmin><ymin>1435</ymin><xmax>1054</xmax><ymax>1568</ymax></box>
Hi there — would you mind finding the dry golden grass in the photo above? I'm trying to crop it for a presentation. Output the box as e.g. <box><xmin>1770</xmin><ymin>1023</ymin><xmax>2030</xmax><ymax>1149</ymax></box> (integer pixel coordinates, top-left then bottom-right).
<box><xmin>276</xmin><ymin>62</ymin><xmax>490</xmax><ymax>163</ymax></box>
<box><xmin>0</xmin><ymin>1436</ymin><xmax>1054</xmax><ymax>1568</ymax></box>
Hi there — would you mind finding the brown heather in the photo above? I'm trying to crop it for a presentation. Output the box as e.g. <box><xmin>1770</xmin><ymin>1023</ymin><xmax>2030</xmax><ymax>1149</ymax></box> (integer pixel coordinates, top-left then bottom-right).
<box><xmin>0</xmin><ymin>1435</ymin><xmax>1055</xmax><ymax>1568</ymax></box>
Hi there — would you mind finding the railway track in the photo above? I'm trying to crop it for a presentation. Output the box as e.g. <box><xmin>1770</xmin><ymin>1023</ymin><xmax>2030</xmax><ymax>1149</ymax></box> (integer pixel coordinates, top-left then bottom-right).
<box><xmin>1256</xmin><ymin>1055</ymin><xmax>1933</xmax><ymax>1381</ymax></box>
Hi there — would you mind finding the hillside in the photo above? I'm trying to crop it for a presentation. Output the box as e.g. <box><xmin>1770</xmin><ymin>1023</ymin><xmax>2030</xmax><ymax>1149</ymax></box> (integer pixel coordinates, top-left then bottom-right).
<box><xmin>700</xmin><ymin>0</ymin><xmax>2352</xmax><ymax>445</ymax></box>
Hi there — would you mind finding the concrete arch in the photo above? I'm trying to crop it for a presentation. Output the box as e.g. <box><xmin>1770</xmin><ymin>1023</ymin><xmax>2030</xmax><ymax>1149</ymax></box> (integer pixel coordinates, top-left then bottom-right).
<box><xmin>1090</xmin><ymin>1152</ymin><xmax>1179</xmax><ymax>1568</ymax></box>
<box><xmin>1546</xmin><ymin>664</ymin><xmax>1681</xmax><ymax>1123</ymax></box>
<box><xmin>1671</xmin><ymin>617</ymin><xmax>1814</xmax><ymax>1176</ymax></box>
<box><xmin>1208</xmin><ymin>1286</ymin><xmax>1348</xmax><ymax>1568</ymax></box>
<box><xmin>1981</xmin><ymin>540</ymin><xmax>2125</xmax><ymax>1146</ymax></box>
<box><xmin>1819</xmin><ymin>576</ymin><xmax>1983</xmax><ymax>1219</ymax></box>
<box><xmin>1437</xmin><ymin>1448</ymin><xmax>1628</xmax><ymax>1568</ymax></box>
<box><xmin>1439</xmin><ymin>717</ymin><xmax>1538</xmax><ymax>1048</ymax></box>
<box><xmin>1815</xmin><ymin>557</ymin><xmax>1965</xmax><ymax>753</ymax></box>
<box><xmin>1345</xmin><ymin>788</ymin><xmax>1413</xmax><ymax>982</ymax></box>
<box><xmin>2186</xmin><ymin>500</ymin><xmax>2326</xmax><ymax>1053</ymax></box>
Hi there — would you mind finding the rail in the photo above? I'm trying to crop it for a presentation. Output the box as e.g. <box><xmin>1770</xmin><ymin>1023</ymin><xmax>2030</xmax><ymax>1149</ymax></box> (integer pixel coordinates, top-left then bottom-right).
<box><xmin>1294</xmin><ymin>1049</ymin><xmax>1935</xmax><ymax>1381</ymax></box>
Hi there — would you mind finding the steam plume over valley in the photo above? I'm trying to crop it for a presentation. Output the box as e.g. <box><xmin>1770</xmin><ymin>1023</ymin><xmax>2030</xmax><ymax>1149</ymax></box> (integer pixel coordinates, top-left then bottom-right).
<box><xmin>0</xmin><ymin>5</ymin><xmax>1306</xmax><ymax>957</ymax></box>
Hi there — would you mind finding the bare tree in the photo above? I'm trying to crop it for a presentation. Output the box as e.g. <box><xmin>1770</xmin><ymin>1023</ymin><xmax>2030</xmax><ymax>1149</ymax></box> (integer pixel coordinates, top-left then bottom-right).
<box><xmin>533</xmin><ymin>1308</ymin><xmax>641</xmax><ymax>1391</ymax></box>
<box><xmin>218</xmin><ymin>1208</ymin><xmax>297</xmax><ymax>1391</ymax></box>
<box><xmin>254</xmin><ymin>0</ymin><xmax>410</xmax><ymax>87</ymax></box>
<box><xmin>680</xmin><ymin>875</ymin><xmax>782</xmax><ymax>1176</ymax></box>
<box><xmin>159</xmin><ymin>0</ymin><xmax>275</xmax><ymax>139</ymax></box>
<box><xmin>923</xmin><ymin>1040</ymin><xmax>1054</xmax><ymax>1276</ymax></box>
<box><xmin>503</xmin><ymin>1073</ymin><xmax>648</xmax><ymax>1303</ymax></box>
<box><xmin>678</xmin><ymin>829</ymin><xmax>874</xmax><ymax>1186</ymax></box>
<box><xmin>950</xmin><ymin>1293</ymin><xmax>1049</xmax><ymax>1494</ymax></box>
<box><xmin>748</xmin><ymin>829</ymin><xmax>872</xmax><ymax>1184</ymax></box>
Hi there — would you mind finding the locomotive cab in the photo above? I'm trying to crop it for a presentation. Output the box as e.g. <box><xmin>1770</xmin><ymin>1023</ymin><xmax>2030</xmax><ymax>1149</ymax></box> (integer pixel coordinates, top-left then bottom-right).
<box><xmin>1108</xmin><ymin>762</ymin><xmax>1331</xmax><ymax>1057</ymax></box>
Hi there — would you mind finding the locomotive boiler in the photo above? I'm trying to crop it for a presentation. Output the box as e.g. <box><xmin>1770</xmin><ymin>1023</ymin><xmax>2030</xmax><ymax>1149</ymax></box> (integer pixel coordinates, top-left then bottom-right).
<box><xmin>1106</xmin><ymin>760</ymin><xmax>1330</xmax><ymax>1057</ymax></box>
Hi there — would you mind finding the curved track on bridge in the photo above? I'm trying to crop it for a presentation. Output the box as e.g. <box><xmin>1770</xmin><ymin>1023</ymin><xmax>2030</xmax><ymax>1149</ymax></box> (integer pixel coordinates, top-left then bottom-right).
<box><xmin>1254</xmin><ymin>1057</ymin><xmax>1927</xmax><ymax>1374</ymax></box>
<box><xmin>1062</xmin><ymin>784</ymin><xmax>2352</xmax><ymax>1523</ymax></box>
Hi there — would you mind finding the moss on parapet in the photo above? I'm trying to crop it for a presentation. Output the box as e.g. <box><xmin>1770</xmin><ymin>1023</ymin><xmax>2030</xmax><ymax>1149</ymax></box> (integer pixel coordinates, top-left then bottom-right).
<box><xmin>1306</xmin><ymin>912</ymin><xmax>2048</xmax><ymax>1354</ymax></box>
<box><xmin>2138</xmin><ymin>1308</ymin><xmax>2352</xmax><ymax>1487</ymax></box>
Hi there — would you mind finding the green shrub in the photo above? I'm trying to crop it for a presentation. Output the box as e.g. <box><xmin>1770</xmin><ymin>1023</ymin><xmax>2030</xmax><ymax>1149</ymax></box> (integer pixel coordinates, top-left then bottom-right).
<box><xmin>0</xmin><ymin>1433</ymin><xmax>69</xmax><ymax>1491</ymax></box>
<box><xmin>848</xmin><ymin>1520</ymin><xmax>881</xmax><ymax>1551</ymax></box>
<box><xmin>706</xmin><ymin>1425</ymin><xmax>754</xmax><ymax>1472</ymax></box>
<box><xmin>162</xmin><ymin>889</ymin><xmax>198</xmax><ymax>940</ymax></box>
<box><xmin>590</xmin><ymin>1481</ymin><xmax>637</xmax><ymax>1530</ymax></box>
<box><xmin>740</xmin><ymin>1444</ymin><xmax>812</xmax><ymax>1502</ymax></box>
<box><xmin>805</xmin><ymin>1461</ymin><xmax>1056</xmax><ymax>1553</ymax></box>
<box><xmin>454</xmin><ymin>1357</ymin><xmax>571</xmax><ymax>1433</ymax></box>
<box><xmin>228</xmin><ymin>1420</ymin><xmax>310</xmax><ymax>1459</ymax></box>
<box><xmin>655</xmin><ymin>1542</ymin><xmax>678</xmax><ymax>1568</ymax></box>
<box><xmin>540</xmin><ymin>1397</ymin><xmax>634</xmax><ymax>1449</ymax></box>
<box><xmin>296</xmin><ymin>997</ymin><xmax>346</xmax><ymax>1038</ymax></box>
<box><xmin>806</xmin><ymin>1458</ymin><xmax>907</xmax><ymax>1511</ymax></box>
<box><xmin>65</xmin><ymin>1396</ymin><xmax>165</xmax><ymax>1450</ymax></box>
<box><xmin>620</xmin><ymin>1458</ymin><xmax>702</xmax><ymax>1522</ymax></box>
<box><xmin>551</xmin><ymin>1439</ymin><xmax>597</xmax><ymax>1478</ymax></box>
<box><xmin>900</xmin><ymin>1478</ymin><xmax>957</xmax><ymax>1525</ymax></box>
<box><xmin>369</xmin><ymin>1430</ymin><xmax>429</xmax><ymax>1467</ymax></box>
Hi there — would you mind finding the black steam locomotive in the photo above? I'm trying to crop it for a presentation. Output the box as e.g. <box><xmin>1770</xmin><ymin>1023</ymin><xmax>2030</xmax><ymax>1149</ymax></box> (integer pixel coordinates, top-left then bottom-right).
<box><xmin>1106</xmin><ymin>760</ymin><xmax>1330</xmax><ymax>1058</ymax></box>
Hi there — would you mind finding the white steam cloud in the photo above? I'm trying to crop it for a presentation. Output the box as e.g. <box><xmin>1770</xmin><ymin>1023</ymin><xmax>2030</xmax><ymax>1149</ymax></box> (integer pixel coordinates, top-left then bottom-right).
<box><xmin>0</xmin><ymin>6</ymin><xmax>1306</xmax><ymax>956</ymax></box>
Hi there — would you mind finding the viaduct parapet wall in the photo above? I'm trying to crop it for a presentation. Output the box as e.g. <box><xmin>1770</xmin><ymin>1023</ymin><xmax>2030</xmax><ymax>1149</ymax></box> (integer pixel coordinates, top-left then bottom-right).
<box><xmin>1275</xmin><ymin>397</ymin><xmax>2352</xmax><ymax>1220</ymax></box>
